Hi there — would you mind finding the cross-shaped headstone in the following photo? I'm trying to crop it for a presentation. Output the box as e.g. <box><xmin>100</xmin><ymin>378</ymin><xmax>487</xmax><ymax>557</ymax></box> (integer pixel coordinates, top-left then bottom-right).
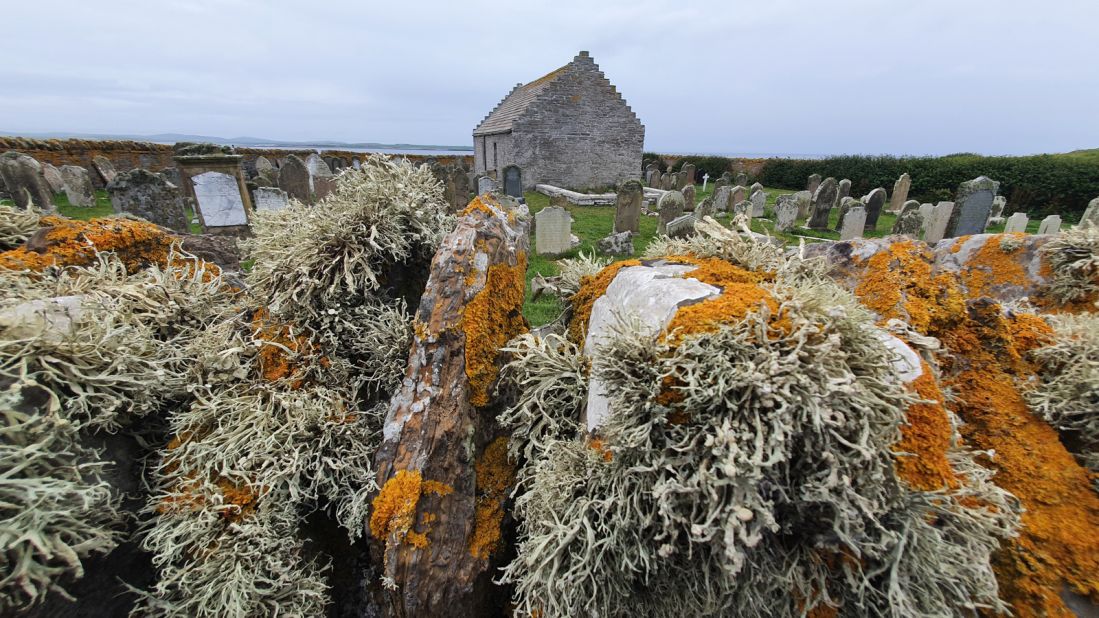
<box><xmin>702</xmin><ymin>173</ymin><xmax>710</xmax><ymax>191</ymax></box>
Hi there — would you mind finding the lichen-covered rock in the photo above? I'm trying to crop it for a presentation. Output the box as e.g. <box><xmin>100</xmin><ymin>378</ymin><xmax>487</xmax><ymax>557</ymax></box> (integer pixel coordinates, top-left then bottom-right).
<box><xmin>59</xmin><ymin>164</ymin><xmax>96</xmax><ymax>207</ymax></box>
<box><xmin>0</xmin><ymin>152</ymin><xmax>55</xmax><ymax>212</ymax></box>
<box><xmin>107</xmin><ymin>169</ymin><xmax>189</xmax><ymax>233</ymax></box>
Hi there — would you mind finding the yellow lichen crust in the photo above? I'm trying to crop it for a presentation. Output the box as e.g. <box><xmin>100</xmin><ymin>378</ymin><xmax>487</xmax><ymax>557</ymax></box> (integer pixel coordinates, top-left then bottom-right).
<box><xmin>469</xmin><ymin>437</ymin><xmax>517</xmax><ymax>560</ymax></box>
<box><xmin>0</xmin><ymin>216</ymin><xmax>179</xmax><ymax>273</ymax></box>
<box><xmin>852</xmin><ymin>240</ymin><xmax>964</xmax><ymax>333</ymax></box>
<box><xmin>462</xmin><ymin>254</ymin><xmax>529</xmax><ymax>407</ymax></box>
<box><xmin>568</xmin><ymin>259</ymin><xmax>641</xmax><ymax>344</ymax></box>
<box><xmin>370</xmin><ymin>470</ymin><xmax>453</xmax><ymax>549</ymax></box>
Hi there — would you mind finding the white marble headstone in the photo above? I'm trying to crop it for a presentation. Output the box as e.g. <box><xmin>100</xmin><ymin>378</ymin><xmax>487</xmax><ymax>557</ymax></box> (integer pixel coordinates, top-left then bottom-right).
<box><xmin>535</xmin><ymin>206</ymin><xmax>572</xmax><ymax>255</ymax></box>
<box><xmin>192</xmin><ymin>171</ymin><xmax>248</xmax><ymax>227</ymax></box>
<box><xmin>1037</xmin><ymin>214</ymin><xmax>1062</xmax><ymax>235</ymax></box>
<box><xmin>924</xmin><ymin>202</ymin><xmax>954</xmax><ymax>243</ymax></box>
<box><xmin>839</xmin><ymin>206</ymin><xmax>866</xmax><ymax>240</ymax></box>
<box><xmin>1004</xmin><ymin>212</ymin><xmax>1029</xmax><ymax>233</ymax></box>
<box><xmin>254</xmin><ymin>187</ymin><xmax>289</xmax><ymax>212</ymax></box>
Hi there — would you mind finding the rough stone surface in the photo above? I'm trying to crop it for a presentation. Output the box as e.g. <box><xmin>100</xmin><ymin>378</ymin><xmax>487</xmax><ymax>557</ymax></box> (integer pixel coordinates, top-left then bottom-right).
<box><xmin>91</xmin><ymin>155</ymin><xmax>118</xmax><ymax>184</ymax></box>
<box><xmin>834</xmin><ymin>196</ymin><xmax>862</xmax><ymax>232</ymax></box>
<box><xmin>711</xmin><ymin>186</ymin><xmax>731</xmax><ymax>212</ymax></box>
<box><xmin>682</xmin><ymin>163</ymin><xmax>696</xmax><ymax>185</ymax></box>
<box><xmin>444</xmin><ymin>166</ymin><xmax>472</xmax><ymax>213</ymax></box>
<box><xmin>774</xmin><ymin>197</ymin><xmax>799</xmax><ymax>232</ymax></box>
<box><xmin>1004</xmin><ymin>212</ymin><xmax>1029</xmax><ymax>233</ymax></box>
<box><xmin>749</xmin><ymin>189</ymin><xmax>766</xmax><ymax>217</ymax></box>
<box><xmin>597</xmin><ymin>230</ymin><xmax>633</xmax><ymax>255</ymax></box>
<box><xmin>657</xmin><ymin>190</ymin><xmax>685</xmax><ymax>234</ymax></box>
<box><xmin>682</xmin><ymin>184</ymin><xmax>696</xmax><ymax>211</ymax></box>
<box><xmin>807</xmin><ymin>173</ymin><xmax>821</xmax><ymax>195</ymax></box>
<box><xmin>918</xmin><ymin>203</ymin><xmax>935</xmax><ymax>233</ymax></box>
<box><xmin>837</xmin><ymin>178</ymin><xmax>851</xmax><ymax>201</ymax></box>
<box><xmin>864</xmin><ymin>187</ymin><xmax>887</xmax><ymax>231</ymax></box>
<box><xmin>839</xmin><ymin>206</ymin><xmax>867</xmax><ymax>240</ymax></box>
<box><xmin>889</xmin><ymin>172</ymin><xmax>911</xmax><ymax>213</ymax></box>
<box><xmin>946</xmin><ymin>176</ymin><xmax>997</xmax><ymax>237</ymax></box>
<box><xmin>730</xmin><ymin>185</ymin><xmax>747</xmax><ymax>208</ymax></box>
<box><xmin>59</xmin><ymin>165</ymin><xmax>96</xmax><ymax>207</ymax></box>
<box><xmin>990</xmin><ymin>195</ymin><xmax>1006</xmax><ymax>219</ymax></box>
<box><xmin>191</xmin><ymin>171</ymin><xmax>248</xmax><ymax>227</ymax></box>
<box><xmin>1037</xmin><ymin>214</ymin><xmax>1062</xmax><ymax>235</ymax></box>
<box><xmin>535</xmin><ymin>206</ymin><xmax>572</xmax><ymax>255</ymax></box>
<box><xmin>695</xmin><ymin>197</ymin><xmax>716</xmax><ymax>220</ymax></box>
<box><xmin>253</xmin><ymin>156</ymin><xmax>275</xmax><ymax>176</ymax></box>
<box><xmin>277</xmin><ymin>155</ymin><xmax>313</xmax><ymax>203</ymax></box>
<box><xmin>305</xmin><ymin>153</ymin><xmax>333</xmax><ymax>178</ymax></box>
<box><xmin>891</xmin><ymin>202</ymin><xmax>922</xmax><ymax>238</ymax></box>
<box><xmin>924</xmin><ymin>202</ymin><xmax>954</xmax><ymax>243</ymax></box>
<box><xmin>807</xmin><ymin>177</ymin><xmax>837</xmax><ymax>229</ymax></box>
<box><xmin>41</xmin><ymin>163</ymin><xmax>65</xmax><ymax>194</ymax></box>
<box><xmin>0</xmin><ymin>152</ymin><xmax>55</xmax><ymax>211</ymax></box>
<box><xmin>107</xmin><ymin>169</ymin><xmax>188</xmax><ymax>233</ymax></box>
<box><xmin>735</xmin><ymin>172</ymin><xmax>747</xmax><ymax>186</ymax></box>
<box><xmin>793</xmin><ymin>190</ymin><xmax>812</xmax><ymax>219</ymax></box>
<box><xmin>1080</xmin><ymin>197</ymin><xmax>1099</xmax><ymax>228</ymax></box>
<box><xmin>178</xmin><ymin>233</ymin><xmax>241</xmax><ymax>271</ymax></box>
<box><xmin>478</xmin><ymin>176</ymin><xmax>498</xmax><ymax>194</ymax></box>
<box><xmin>254</xmin><ymin>187</ymin><xmax>290</xmax><ymax>212</ymax></box>
<box><xmin>665</xmin><ymin>214</ymin><xmax>696</xmax><ymax>238</ymax></box>
<box><xmin>614</xmin><ymin>180</ymin><xmax>643</xmax><ymax>233</ymax></box>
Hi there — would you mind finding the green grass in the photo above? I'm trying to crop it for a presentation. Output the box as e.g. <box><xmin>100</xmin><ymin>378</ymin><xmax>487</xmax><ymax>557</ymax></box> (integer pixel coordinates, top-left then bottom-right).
<box><xmin>50</xmin><ymin>190</ymin><xmax>203</xmax><ymax>234</ymax></box>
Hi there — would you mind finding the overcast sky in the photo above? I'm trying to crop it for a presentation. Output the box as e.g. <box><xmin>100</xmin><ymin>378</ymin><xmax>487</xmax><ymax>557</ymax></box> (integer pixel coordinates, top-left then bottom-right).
<box><xmin>3</xmin><ymin>0</ymin><xmax>1097</xmax><ymax>156</ymax></box>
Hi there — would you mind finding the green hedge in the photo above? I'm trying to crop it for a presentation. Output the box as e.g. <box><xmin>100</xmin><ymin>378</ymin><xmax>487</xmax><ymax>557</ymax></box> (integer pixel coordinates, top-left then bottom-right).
<box><xmin>757</xmin><ymin>154</ymin><xmax>1099</xmax><ymax>220</ymax></box>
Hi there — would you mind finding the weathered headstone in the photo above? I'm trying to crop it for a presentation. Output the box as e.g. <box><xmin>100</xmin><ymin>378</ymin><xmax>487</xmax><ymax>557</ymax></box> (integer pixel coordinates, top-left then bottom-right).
<box><xmin>990</xmin><ymin>196</ymin><xmax>1006</xmax><ymax>218</ymax></box>
<box><xmin>107</xmin><ymin>169</ymin><xmax>188</xmax><ymax>233</ymax></box>
<box><xmin>1080</xmin><ymin>197</ymin><xmax>1099</xmax><ymax>228</ymax></box>
<box><xmin>890</xmin><ymin>202</ymin><xmax>922</xmax><ymax>237</ymax></box>
<box><xmin>254</xmin><ymin>156</ymin><xmax>275</xmax><ymax>176</ymax></box>
<box><xmin>1037</xmin><ymin>215</ymin><xmax>1062</xmax><ymax>235</ymax></box>
<box><xmin>278</xmin><ymin>155</ymin><xmax>313</xmax><ymax>203</ymax></box>
<box><xmin>712</xmin><ymin>176</ymin><xmax>728</xmax><ymax>194</ymax></box>
<box><xmin>807</xmin><ymin>173</ymin><xmax>821</xmax><ymax>195</ymax></box>
<box><xmin>695</xmin><ymin>197</ymin><xmax>716</xmax><ymax>220</ymax></box>
<box><xmin>535</xmin><ymin>206</ymin><xmax>572</xmax><ymax>255</ymax></box>
<box><xmin>732</xmin><ymin>200</ymin><xmax>752</xmax><ymax>221</ymax></box>
<box><xmin>807</xmin><ymin>177</ymin><xmax>837</xmax><ymax>229</ymax></box>
<box><xmin>676</xmin><ymin>170</ymin><xmax>688</xmax><ymax>190</ymax></box>
<box><xmin>839</xmin><ymin>206</ymin><xmax>867</xmax><ymax>241</ymax></box>
<box><xmin>41</xmin><ymin>163</ymin><xmax>65</xmax><ymax>194</ymax></box>
<box><xmin>614</xmin><ymin>180</ymin><xmax>643</xmax><ymax>234</ymax></box>
<box><xmin>657</xmin><ymin>190</ymin><xmax>685</xmax><ymax>234</ymax></box>
<box><xmin>59</xmin><ymin>165</ymin><xmax>96</xmax><ymax>207</ymax></box>
<box><xmin>749</xmin><ymin>182</ymin><xmax>763</xmax><ymax>196</ymax></box>
<box><xmin>644</xmin><ymin>163</ymin><xmax>658</xmax><ymax>186</ymax></box>
<box><xmin>945</xmin><ymin>176</ymin><xmax>997</xmax><ymax>238</ymax></box>
<box><xmin>889</xmin><ymin>173</ymin><xmax>911</xmax><ymax>213</ymax></box>
<box><xmin>918</xmin><ymin>203</ymin><xmax>935</xmax><ymax>233</ymax></box>
<box><xmin>651</xmin><ymin>171</ymin><xmax>663</xmax><ymax>189</ymax></box>
<box><xmin>254</xmin><ymin>187</ymin><xmax>290</xmax><ymax>212</ymax></box>
<box><xmin>597</xmin><ymin>231</ymin><xmax>633</xmax><ymax>256</ymax></box>
<box><xmin>665</xmin><ymin>214</ymin><xmax>696</xmax><ymax>239</ymax></box>
<box><xmin>352</xmin><ymin>158</ymin><xmax>362</xmax><ymax>170</ymax></box>
<box><xmin>175</xmin><ymin>152</ymin><xmax>253</xmax><ymax>233</ymax></box>
<box><xmin>834</xmin><ymin>196</ymin><xmax>861</xmax><ymax>231</ymax></box>
<box><xmin>305</xmin><ymin>153</ymin><xmax>332</xmax><ymax>178</ymax></box>
<box><xmin>774</xmin><ymin>196</ymin><xmax>799</xmax><ymax>233</ymax></box>
<box><xmin>735</xmin><ymin>172</ymin><xmax>748</xmax><ymax>186</ymax></box>
<box><xmin>682</xmin><ymin>163</ymin><xmax>696</xmax><ymax>185</ymax></box>
<box><xmin>682</xmin><ymin>184</ymin><xmax>696</xmax><ymax>211</ymax></box>
<box><xmin>478</xmin><ymin>176</ymin><xmax>498</xmax><ymax>194</ymax></box>
<box><xmin>924</xmin><ymin>202</ymin><xmax>954</xmax><ymax>243</ymax></box>
<box><xmin>712</xmin><ymin>186</ymin><xmax>732</xmax><ymax>213</ymax></box>
<box><xmin>837</xmin><ymin>178</ymin><xmax>851</xmax><ymax>201</ymax></box>
<box><xmin>793</xmin><ymin>190</ymin><xmax>812</xmax><ymax>219</ymax></box>
<box><xmin>444</xmin><ymin>167</ymin><xmax>472</xmax><ymax>213</ymax></box>
<box><xmin>0</xmin><ymin>152</ymin><xmax>55</xmax><ymax>211</ymax></box>
<box><xmin>749</xmin><ymin>189</ymin><xmax>766</xmax><ymax>217</ymax></box>
<box><xmin>91</xmin><ymin>155</ymin><xmax>118</xmax><ymax>184</ymax></box>
<box><xmin>864</xmin><ymin>187</ymin><xmax>887</xmax><ymax>231</ymax></box>
<box><xmin>730</xmin><ymin>185</ymin><xmax>747</xmax><ymax>207</ymax></box>
<box><xmin>1004</xmin><ymin>212</ymin><xmax>1029</xmax><ymax>233</ymax></box>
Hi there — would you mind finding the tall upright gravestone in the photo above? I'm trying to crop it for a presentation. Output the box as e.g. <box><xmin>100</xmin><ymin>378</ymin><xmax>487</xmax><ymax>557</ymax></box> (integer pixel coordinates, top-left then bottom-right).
<box><xmin>682</xmin><ymin>163</ymin><xmax>696</xmax><ymax>185</ymax></box>
<box><xmin>657</xmin><ymin>191</ymin><xmax>685</xmax><ymax>235</ymax></box>
<box><xmin>944</xmin><ymin>176</ymin><xmax>997</xmax><ymax>238</ymax></box>
<box><xmin>107</xmin><ymin>169</ymin><xmax>189</xmax><ymax>233</ymax></box>
<box><xmin>837</xmin><ymin>178</ymin><xmax>851</xmax><ymax>201</ymax></box>
<box><xmin>864</xmin><ymin>187</ymin><xmax>887</xmax><ymax>231</ymax></box>
<box><xmin>535</xmin><ymin>206</ymin><xmax>572</xmax><ymax>255</ymax></box>
<box><xmin>807</xmin><ymin>173</ymin><xmax>822</xmax><ymax>196</ymax></box>
<box><xmin>682</xmin><ymin>184</ymin><xmax>697</xmax><ymax>211</ymax></box>
<box><xmin>60</xmin><ymin>165</ymin><xmax>96</xmax><ymax>207</ymax></box>
<box><xmin>1079</xmin><ymin>197</ymin><xmax>1099</xmax><ymax>229</ymax></box>
<box><xmin>614</xmin><ymin>180</ymin><xmax>643</xmax><ymax>234</ymax></box>
<box><xmin>807</xmin><ymin>177</ymin><xmax>837</xmax><ymax>229</ymax></box>
<box><xmin>839</xmin><ymin>206</ymin><xmax>867</xmax><ymax>241</ymax></box>
<box><xmin>924</xmin><ymin>202</ymin><xmax>954</xmax><ymax>243</ymax></box>
<box><xmin>0</xmin><ymin>152</ymin><xmax>55</xmax><ymax>211</ymax></box>
<box><xmin>278</xmin><ymin>155</ymin><xmax>313</xmax><ymax>203</ymax></box>
<box><xmin>175</xmin><ymin>152</ymin><xmax>253</xmax><ymax>234</ymax></box>
<box><xmin>889</xmin><ymin>173</ymin><xmax>911</xmax><ymax>213</ymax></box>
<box><xmin>773</xmin><ymin>196</ymin><xmax>799</xmax><ymax>233</ymax></box>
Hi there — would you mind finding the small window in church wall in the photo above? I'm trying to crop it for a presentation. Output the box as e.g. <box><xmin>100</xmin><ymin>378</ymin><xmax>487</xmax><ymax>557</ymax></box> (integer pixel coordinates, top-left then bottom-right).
<box><xmin>493</xmin><ymin>142</ymin><xmax>498</xmax><ymax>168</ymax></box>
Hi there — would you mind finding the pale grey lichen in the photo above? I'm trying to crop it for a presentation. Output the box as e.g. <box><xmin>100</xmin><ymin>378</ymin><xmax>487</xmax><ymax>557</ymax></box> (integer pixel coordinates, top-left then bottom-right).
<box><xmin>0</xmin><ymin>204</ymin><xmax>40</xmax><ymax>250</ymax></box>
<box><xmin>1038</xmin><ymin>224</ymin><xmax>1099</xmax><ymax>306</ymax></box>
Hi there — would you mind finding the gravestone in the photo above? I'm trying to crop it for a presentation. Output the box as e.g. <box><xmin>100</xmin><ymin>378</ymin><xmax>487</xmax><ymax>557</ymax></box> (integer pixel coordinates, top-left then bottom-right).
<box><xmin>535</xmin><ymin>206</ymin><xmax>572</xmax><ymax>255</ymax></box>
<box><xmin>503</xmin><ymin>166</ymin><xmax>522</xmax><ymax>197</ymax></box>
<box><xmin>352</xmin><ymin>158</ymin><xmax>362</xmax><ymax>170</ymax></box>
<box><xmin>1037</xmin><ymin>215</ymin><xmax>1062</xmax><ymax>235</ymax></box>
<box><xmin>730</xmin><ymin>185</ymin><xmax>747</xmax><ymax>207</ymax></box>
<box><xmin>1081</xmin><ymin>197</ymin><xmax>1099</xmax><ymax>228</ymax></box>
<box><xmin>650</xmin><ymin>171</ymin><xmax>663</xmax><ymax>189</ymax></box>
<box><xmin>0</xmin><ymin>152</ymin><xmax>55</xmax><ymax>211</ymax></box>
<box><xmin>837</xmin><ymin>178</ymin><xmax>851</xmax><ymax>201</ymax></box>
<box><xmin>41</xmin><ymin>163</ymin><xmax>65</xmax><ymax>194</ymax></box>
<box><xmin>889</xmin><ymin>173</ymin><xmax>911</xmax><ymax>213</ymax></box>
<box><xmin>695</xmin><ymin>197</ymin><xmax>716</xmax><ymax>220</ymax></box>
<box><xmin>774</xmin><ymin>197</ymin><xmax>799</xmax><ymax>233</ymax></box>
<box><xmin>834</xmin><ymin>197</ymin><xmax>861</xmax><ymax>231</ymax></box>
<box><xmin>732</xmin><ymin>200</ymin><xmax>752</xmax><ymax>220</ymax></box>
<box><xmin>682</xmin><ymin>184</ymin><xmax>696</xmax><ymax>211</ymax></box>
<box><xmin>1004</xmin><ymin>212</ymin><xmax>1029</xmax><ymax>233</ymax></box>
<box><xmin>278</xmin><ymin>155</ymin><xmax>313</xmax><ymax>203</ymax></box>
<box><xmin>666</xmin><ymin>214</ymin><xmax>696</xmax><ymax>239</ymax></box>
<box><xmin>793</xmin><ymin>190</ymin><xmax>812</xmax><ymax>219</ymax></box>
<box><xmin>807</xmin><ymin>173</ymin><xmax>821</xmax><ymax>195</ymax></box>
<box><xmin>445</xmin><ymin>167</ymin><xmax>472</xmax><ymax>213</ymax></box>
<box><xmin>254</xmin><ymin>187</ymin><xmax>290</xmax><ymax>212</ymax></box>
<box><xmin>91</xmin><ymin>155</ymin><xmax>118</xmax><ymax>184</ymax></box>
<box><xmin>682</xmin><ymin>163</ymin><xmax>696</xmax><ymax>185</ymax></box>
<box><xmin>597</xmin><ymin>231</ymin><xmax>633</xmax><ymax>256</ymax></box>
<box><xmin>839</xmin><ymin>206</ymin><xmax>867</xmax><ymax>241</ymax></box>
<box><xmin>890</xmin><ymin>202</ymin><xmax>922</xmax><ymax>237</ymax></box>
<box><xmin>175</xmin><ymin>153</ymin><xmax>253</xmax><ymax>233</ymax></box>
<box><xmin>614</xmin><ymin>180</ymin><xmax>643</xmax><ymax>234</ymax></box>
<box><xmin>657</xmin><ymin>191</ymin><xmax>685</xmax><ymax>235</ymax></box>
<box><xmin>807</xmin><ymin>177</ymin><xmax>837</xmax><ymax>229</ymax></box>
<box><xmin>924</xmin><ymin>202</ymin><xmax>954</xmax><ymax>243</ymax></box>
<box><xmin>735</xmin><ymin>172</ymin><xmax>748</xmax><ymax>186</ymax></box>
<box><xmin>644</xmin><ymin>163</ymin><xmax>657</xmax><ymax>186</ymax></box>
<box><xmin>749</xmin><ymin>182</ymin><xmax>763</xmax><ymax>196</ymax></box>
<box><xmin>918</xmin><ymin>203</ymin><xmax>935</xmax><ymax>233</ymax></box>
<box><xmin>712</xmin><ymin>186</ymin><xmax>732</xmax><ymax>212</ymax></box>
<box><xmin>59</xmin><ymin>165</ymin><xmax>96</xmax><ymax>207</ymax></box>
<box><xmin>107</xmin><ymin>169</ymin><xmax>188</xmax><ymax>233</ymax></box>
<box><xmin>945</xmin><ymin>176</ymin><xmax>997</xmax><ymax>238</ymax></box>
<box><xmin>305</xmin><ymin>153</ymin><xmax>333</xmax><ymax>178</ymax></box>
<box><xmin>254</xmin><ymin>156</ymin><xmax>275</xmax><ymax>176</ymax></box>
<box><xmin>712</xmin><ymin>176</ymin><xmax>728</xmax><ymax>193</ymax></box>
<box><xmin>749</xmin><ymin>189</ymin><xmax>766</xmax><ymax>217</ymax></box>
<box><xmin>990</xmin><ymin>196</ymin><xmax>1006</xmax><ymax>219</ymax></box>
<box><xmin>478</xmin><ymin>176</ymin><xmax>498</xmax><ymax>194</ymax></box>
<box><xmin>676</xmin><ymin>171</ymin><xmax>688</xmax><ymax>190</ymax></box>
<box><xmin>864</xmin><ymin>187</ymin><xmax>887</xmax><ymax>231</ymax></box>
<box><xmin>721</xmin><ymin>171</ymin><xmax>733</xmax><ymax>183</ymax></box>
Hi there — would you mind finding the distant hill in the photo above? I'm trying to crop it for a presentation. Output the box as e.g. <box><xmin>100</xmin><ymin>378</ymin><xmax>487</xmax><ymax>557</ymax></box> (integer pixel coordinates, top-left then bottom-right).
<box><xmin>0</xmin><ymin>130</ymin><xmax>472</xmax><ymax>152</ymax></box>
<box><xmin>1062</xmin><ymin>148</ymin><xmax>1099</xmax><ymax>163</ymax></box>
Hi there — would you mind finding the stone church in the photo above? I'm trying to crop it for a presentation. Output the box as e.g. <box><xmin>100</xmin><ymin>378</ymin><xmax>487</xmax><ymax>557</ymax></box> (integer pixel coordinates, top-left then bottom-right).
<box><xmin>472</xmin><ymin>51</ymin><xmax>644</xmax><ymax>194</ymax></box>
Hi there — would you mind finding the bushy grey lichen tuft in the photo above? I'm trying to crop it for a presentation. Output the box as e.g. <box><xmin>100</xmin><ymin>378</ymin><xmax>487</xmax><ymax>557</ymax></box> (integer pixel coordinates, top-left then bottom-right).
<box><xmin>1039</xmin><ymin>224</ymin><xmax>1099</xmax><ymax>306</ymax></box>
<box><xmin>499</xmin><ymin>238</ymin><xmax>1019</xmax><ymax>617</ymax></box>
<box><xmin>1026</xmin><ymin>313</ymin><xmax>1099</xmax><ymax>477</ymax></box>
<box><xmin>0</xmin><ymin>203</ymin><xmax>41</xmax><ymax>250</ymax></box>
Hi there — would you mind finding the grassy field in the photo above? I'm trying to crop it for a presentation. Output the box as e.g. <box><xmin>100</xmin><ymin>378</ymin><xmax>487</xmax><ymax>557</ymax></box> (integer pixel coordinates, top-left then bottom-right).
<box><xmin>0</xmin><ymin>190</ymin><xmax>202</xmax><ymax>233</ymax></box>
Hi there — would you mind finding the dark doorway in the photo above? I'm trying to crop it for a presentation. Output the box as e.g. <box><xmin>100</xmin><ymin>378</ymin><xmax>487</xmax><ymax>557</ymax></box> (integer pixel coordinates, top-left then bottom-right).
<box><xmin>503</xmin><ymin>166</ymin><xmax>522</xmax><ymax>197</ymax></box>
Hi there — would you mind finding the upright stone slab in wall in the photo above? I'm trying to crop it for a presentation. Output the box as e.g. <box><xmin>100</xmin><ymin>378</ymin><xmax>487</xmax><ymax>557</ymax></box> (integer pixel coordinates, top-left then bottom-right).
<box><xmin>924</xmin><ymin>202</ymin><xmax>954</xmax><ymax>243</ymax></box>
<box><xmin>945</xmin><ymin>176</ymin><xmax>996</xmax><ymax>238</ymax></box>
<box><xmin>807</xmin><ymin>173</ymin><xmax>821</xmax><ymax>195</ymax></box>
<box><xmin>864</xmin><ymin>187</ymin><xmax>887</xmax><ymax>231</ymax></box>
<box><xmin>807</xmin><ymin>177</ymin><xmax>837</xmax><ymax>229</ymax></box>
<box><xmin>107</xmin><ymin>169</ymin><xmax>188</xmax><ymax>233</ymax></box>
<box><xmin>254</xmin><ymin>187</ymin><xmax>290</xmax><ymax>212</ymax></box>
<box><xmin>192</xmin><ymin>171</ymin><xmax>248</xmax><ymax>227</ymax></box>
<box><xmin>0</xmin><ymin>152</ymin><xmax>55</xmax><ymax>211</ymax></box>
<box><xmin>614</xmin><ymin>180</ymin><xmax>642</xmax><ymax>234</ymax></box>
<box><xmin>750</xmin><ymin>189</ymin><xmax>766</xmax><ymax>217</ymax></box>
<box><xmin>278</xmin><ymin>155</ymin><xmax>313</xmax><ymax>203</ymax></box>
<box><xmin>535</xmin><ymin>206</ymin><xmax>572</xmax><ymax>255</ymax></box>
<box><xmin>1004</xmin><ymin>212</ymin><xmax>1029</xmax><ymax>233</ymax></box>
<box><xmin>774</xmin><ymin>196</ymin><xmax>799</xmax><ymax>232</ymax></box>
<box><xmin>839</xmin><ymin>206</ymin><xmax>866</xmax><ymax>240</ymax></box>
<box><xmin>59</xmin><ymin>165</ymin><xmax>96</xmax><ymax>207</ymax></box>
<box><xmin>889</xmin><ymin>173</ymin><xmax>911</xmax><ymax>213</ymax></box>
<box><xmin>657</xmin><ymin>190</ymin><xmax>685</xmax><ymax>234</ymax></box>
<box><xmin>1037</xmin><ymin>215</ymin><xmax>1062</xmax><ymax>235</ymax></box>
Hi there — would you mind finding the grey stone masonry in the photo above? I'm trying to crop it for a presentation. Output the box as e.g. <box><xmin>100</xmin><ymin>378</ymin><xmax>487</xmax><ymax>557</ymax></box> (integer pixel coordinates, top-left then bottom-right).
<box><xmin>473</xmin><ymin>52</ymin><xmax>644</xmax><ymax>192</ymax></box>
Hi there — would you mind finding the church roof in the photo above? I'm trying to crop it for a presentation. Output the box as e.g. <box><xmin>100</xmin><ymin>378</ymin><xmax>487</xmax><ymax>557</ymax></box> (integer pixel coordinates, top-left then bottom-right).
<box><xmin>472</xmin><ymin>54</ymin><xmax>582</xmax><ymax>137</ymax></box>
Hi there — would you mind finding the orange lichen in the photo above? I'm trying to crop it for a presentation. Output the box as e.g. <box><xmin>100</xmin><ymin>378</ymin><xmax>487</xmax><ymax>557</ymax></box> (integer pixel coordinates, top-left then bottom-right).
<box><xmin>0</xmin><ymin>216</ymin><xmax>175</xmax><ymax>273</ymax></box>
<box><xmin>957</xmin><ymin>234</ymin><xmax>1030</xmax><ymax>301</ymax></box>
<box><xmin>893</xmin><ymin>362</ymin><xmax>959</xmax><ymax>491</ymax></box>
<box><xmin>470</xmin><ymin>437</ymin><xmax>517</xmax><ymax>560</ymax></box>
<box><xmin>461</xmin><ymin>194</ymin><xmax>499</xmax><ymax>216</ymax></box>
<box><xmin>588</xmin><ymin>438</ymin><xmax>613</xmax><ymax>462</ymax></box>
<box><xmin>660</xmin><ymin>256</ymin><xmax>787</xmax><ymax>342</ymax></box>
<box><xmin>568</xmin><ymin>259</ymin><xmax>641</xmax><ymax>344</ymax></box>
<box><xmin>251</xmin><ymin>308</ymin><xmax>318</xmax><ymax>387</ymax></box>
<box><xmin>852</xmin><ymin>241</ymin><xmax>964</xmax><ymax>333</ymax></box>
<box><xmin>462</xmin><ymin>254</ymin><xmax>529</xmax><ymax>407</ymax></box>
<box><xmin>156</xmin><ymin>475</ymin><xmax>261</xmax><ymax>523</ymax></box>
<box><xmin>370</xmin><ymin>470</ymin><xmax>453</xmax><ymax>548</ymax></box>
